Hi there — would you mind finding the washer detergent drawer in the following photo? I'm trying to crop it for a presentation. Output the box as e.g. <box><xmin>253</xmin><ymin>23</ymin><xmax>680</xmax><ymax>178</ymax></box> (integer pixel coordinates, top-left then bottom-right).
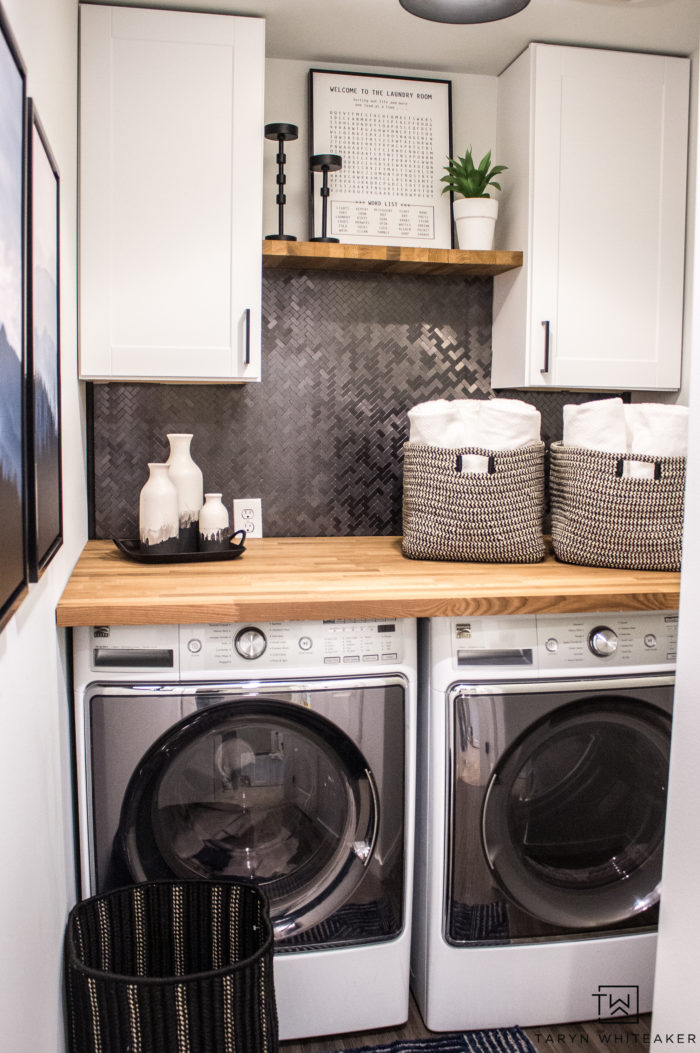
<box><xmin>84</xmin><ymin>679</ymin><xmax>407</xmax><ymax>950</ymax></box>
<box><xmin>446</xmin><ymin>679</ymin><xmax>673</xmax><ymax>944</ymax></box>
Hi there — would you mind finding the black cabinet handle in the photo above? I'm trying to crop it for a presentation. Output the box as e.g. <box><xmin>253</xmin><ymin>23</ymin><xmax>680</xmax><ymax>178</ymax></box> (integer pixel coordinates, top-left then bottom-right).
<box><xmin>244</xmin><ymin>307</ymin><xmax>251</xmax><ymax>365</ymax></box>
<box><xmin>541</xmin><ymin>320</ymin><xmax>550</xmax><ymax>375</ymax></box>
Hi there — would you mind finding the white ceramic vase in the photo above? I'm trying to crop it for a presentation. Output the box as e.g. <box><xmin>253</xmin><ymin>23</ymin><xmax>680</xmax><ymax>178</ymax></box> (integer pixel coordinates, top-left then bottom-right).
<box><xmin>453</xmin><ymin>197</ymin><xmax>499</xmax><ymax>251</ymax></box>
<box><xmin>166</xmin><ymin>433</ymin><xmax>204</xmax><ymax>550</ymax></box>
<box><xmin>198</xmin><ymin>493</ymin><xmax>230</xmax><ymax>552</ymax></box>
<box><xmin>139</xmin><ymin>463</ymin><xmax>180</xmax><ymax>553</ymax></box>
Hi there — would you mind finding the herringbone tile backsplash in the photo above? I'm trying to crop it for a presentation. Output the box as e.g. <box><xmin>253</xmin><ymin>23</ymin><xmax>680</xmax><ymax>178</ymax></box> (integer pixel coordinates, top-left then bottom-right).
<box><xmin>90</xmin><ymin>270</ymin><xmax>605</xmax><ymax>539</ymax></box>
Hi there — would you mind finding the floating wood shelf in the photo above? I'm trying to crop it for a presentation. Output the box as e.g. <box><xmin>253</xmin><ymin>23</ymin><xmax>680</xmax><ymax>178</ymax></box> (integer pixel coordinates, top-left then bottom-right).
<box><xmin>262</xmin><ymin>240</ymin><xmax>523</xmax><ymax>276</ymax></box>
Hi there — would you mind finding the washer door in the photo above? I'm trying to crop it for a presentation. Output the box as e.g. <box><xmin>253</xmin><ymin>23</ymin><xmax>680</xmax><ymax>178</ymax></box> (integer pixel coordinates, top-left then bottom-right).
<box><xmin>481</xmin><ymin>696</ymin><xmax>671</xmax><ymax>929</ymax></box>
<box><xmin>116</xmin><ymin>698</ymin><xmax>379</xmax><ymax>939</ymax></box>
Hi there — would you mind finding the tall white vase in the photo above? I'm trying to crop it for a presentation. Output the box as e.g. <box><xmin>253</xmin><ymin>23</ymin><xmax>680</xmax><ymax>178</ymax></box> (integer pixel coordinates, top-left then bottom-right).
<box><xmin>198</xmin><ymin>493</ymin><xmax>230</xmax><ymax>552</ymax></box>
<box><xmin>139</xmin><ymin>463</ymin><xmax>180</xmax><ymax>553</ymax></box>
<box><xmin>166</xmin><ymin>433</ymin><xmax>204</xmax><ymax>550</ymax></box>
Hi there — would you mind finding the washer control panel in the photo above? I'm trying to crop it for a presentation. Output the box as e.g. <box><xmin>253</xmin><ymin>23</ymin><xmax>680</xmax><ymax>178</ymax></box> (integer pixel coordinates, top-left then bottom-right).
<box><xmin>180</xmin><ymin>618</ymin><xmax>408</xmax><ymax>673</ymax></box>
<box><xmin>448</xmin><ymin>610</ymin><xmax>678</xmax><ymax>676</ymax></box>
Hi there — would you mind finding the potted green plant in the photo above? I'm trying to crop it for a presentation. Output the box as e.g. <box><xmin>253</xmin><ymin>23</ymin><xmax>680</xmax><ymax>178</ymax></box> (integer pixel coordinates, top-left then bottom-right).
<box><xmin>441</xmin><ymin>147</ymin><xmax>507</xmax><ymax>251</ymax></box>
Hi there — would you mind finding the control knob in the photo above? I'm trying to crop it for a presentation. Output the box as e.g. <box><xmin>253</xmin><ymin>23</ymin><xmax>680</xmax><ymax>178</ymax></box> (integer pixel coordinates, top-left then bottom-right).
<box><xmin>588</xmin><ymin>625</ymin><xmax>618</xmax><ymax>658</ymax></box>
<box><xmin>235</xmin><ymin>627</ymin><xmax>267</xmax><ymax>660</ymax></box>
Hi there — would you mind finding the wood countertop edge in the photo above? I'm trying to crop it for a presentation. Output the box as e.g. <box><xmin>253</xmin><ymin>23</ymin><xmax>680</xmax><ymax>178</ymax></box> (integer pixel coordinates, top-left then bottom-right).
<box><xmin>55</xmin><ymin>537</ymin><xmax>681</xmax><ymax>626</ymax></box>
<box><xmin>56</xmin><ymin>592</ymin><xmax>681</xmax><ymax>627</ymax></box>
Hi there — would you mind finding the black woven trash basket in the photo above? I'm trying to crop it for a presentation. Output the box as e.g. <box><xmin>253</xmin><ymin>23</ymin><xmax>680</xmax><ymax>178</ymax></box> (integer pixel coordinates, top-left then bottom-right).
<box><xmin>64</xmin><ymin>880</ymin><xmax>278</xmax><ymax>1053</ymax></box>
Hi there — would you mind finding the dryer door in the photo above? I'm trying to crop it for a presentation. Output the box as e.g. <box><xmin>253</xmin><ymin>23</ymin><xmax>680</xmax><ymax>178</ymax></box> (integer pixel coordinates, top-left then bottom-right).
<box><xmin>109</xmin><ymin>693</ymin><xmax>398</xmax><ymax>945</ymax></box>
<box><xmin>480</xmin><ymin>695</ymin><xmax>671</xmax><ymax>930</ymax></box>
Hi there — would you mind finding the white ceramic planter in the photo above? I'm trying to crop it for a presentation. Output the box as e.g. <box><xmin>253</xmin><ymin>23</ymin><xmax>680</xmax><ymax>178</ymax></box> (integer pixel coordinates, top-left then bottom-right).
<box><xmin>453</xmin><ymin>197</ymin><xmax>499</xmax><ymax>251</ymax></box>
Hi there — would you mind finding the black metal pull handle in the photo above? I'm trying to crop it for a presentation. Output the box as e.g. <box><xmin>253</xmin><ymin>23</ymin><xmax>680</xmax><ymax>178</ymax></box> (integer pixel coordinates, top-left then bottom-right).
<box><xmin>244</xmin><ymin>307</ymin><xmax>251</xmax><ymax>365</ymax></box>
<box><xmin>541</xmin><ymin>320</ymin><xmax>550</xmax><ymax>375</ymax></box>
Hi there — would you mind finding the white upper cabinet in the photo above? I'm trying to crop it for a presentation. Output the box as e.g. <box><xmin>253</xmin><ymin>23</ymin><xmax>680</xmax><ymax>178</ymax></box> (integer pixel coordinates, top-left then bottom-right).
<box><xmin>79</xmin><ymin>6</ymin><xmax>265</xmax><ymax>382</ymax></box>
<box><xmin>492</xmin><ymin>44</ymin><xmax>689</xmax><ymax>391</ymax></box>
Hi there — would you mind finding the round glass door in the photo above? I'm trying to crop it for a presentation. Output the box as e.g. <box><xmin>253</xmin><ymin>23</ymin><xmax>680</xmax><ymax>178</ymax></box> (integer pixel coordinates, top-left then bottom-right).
<box><xmin>481</xmin><ymin>696</ymin><xmax>671</xmax><ymax>929</ymax></box>
<box><xmin>117</xmin><ymin>698</ymin><xmax>379</xmax><ymax>938</ymax></box>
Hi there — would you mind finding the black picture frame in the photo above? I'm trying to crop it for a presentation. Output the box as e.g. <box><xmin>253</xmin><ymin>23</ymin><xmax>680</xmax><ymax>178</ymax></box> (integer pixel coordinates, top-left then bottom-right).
<box><xmin>0</xmin><ymin>3</ymin><xmax>28</xmax><ymax>631</ymax></box>
<box><xmin>26</xmin><ymin>99</ymin><xmax>62</xmax><ymax>581</ymax></box>
<box><xmin>309</xmin><ymin>68</ymin><xmax>453</xmax><ymax>248</ymax></box>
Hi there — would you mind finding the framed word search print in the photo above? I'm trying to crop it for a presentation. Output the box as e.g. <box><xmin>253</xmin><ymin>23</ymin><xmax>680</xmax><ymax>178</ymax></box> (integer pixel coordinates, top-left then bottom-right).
<box><xmin>309</xmin><ymin>69</ymin><xmax>453</xmax><ymax>248</ymax></box>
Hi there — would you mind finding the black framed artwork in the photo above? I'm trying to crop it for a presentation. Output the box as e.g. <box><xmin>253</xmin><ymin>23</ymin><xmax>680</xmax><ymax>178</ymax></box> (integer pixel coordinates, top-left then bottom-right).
<box><xmin>309</xmin><ymin>68</ymin><xmax>453</xmax><ymax>248</ymax></box>
<box><xmin>26</xmin><ymin>99</ymin><xmax>62</xmax><ymax>581</ymax></box>
<box><xmin>0</xmin><ymin>3</ymin><xmax>27</xmax><ymax>631</ymax></box>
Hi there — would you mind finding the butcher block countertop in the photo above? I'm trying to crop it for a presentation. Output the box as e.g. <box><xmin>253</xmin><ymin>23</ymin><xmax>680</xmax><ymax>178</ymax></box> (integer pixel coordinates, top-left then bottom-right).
<box><xmin>55</xmin><ymin>537</ymin><xmax>681</xmax><ymax>627</ymax></box>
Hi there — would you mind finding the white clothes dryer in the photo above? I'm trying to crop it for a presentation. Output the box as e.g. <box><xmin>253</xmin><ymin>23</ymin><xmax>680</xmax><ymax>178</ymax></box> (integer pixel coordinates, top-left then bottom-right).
<box><xmin>411</xmin><ymin>611</ymin><xmax>677</xmax><ymax>1031</ymax></box>
<box><xmin>72</xmin><ymin>618</ymin><xmax>416</xmax><ymax>1041</ymax></box>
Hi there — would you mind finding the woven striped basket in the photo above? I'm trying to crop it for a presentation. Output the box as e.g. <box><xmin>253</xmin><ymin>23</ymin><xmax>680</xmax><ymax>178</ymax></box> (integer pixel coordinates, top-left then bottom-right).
<box><xmin>64</xmin><ymin>880</ymin><xmax>278</xmax><ymax>1053</ymax></box>
<box><xmin>550</xmin><ymin>440</ymin><xmax>685</xmax><ymax>571</ymax></box>
<box><xmin>401</xmin><ymin>441</ymin><xmax>546</xmax><ymax>563</ymax></box>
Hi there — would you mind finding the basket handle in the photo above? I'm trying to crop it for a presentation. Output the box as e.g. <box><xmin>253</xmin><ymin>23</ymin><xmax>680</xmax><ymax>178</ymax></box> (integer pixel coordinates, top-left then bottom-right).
<box><xmin>615</xmin><ymin>457</ymin><xmax>662</xmax><ymax>481</ymax></box>
<box><xmin>456</xmin><ymin>453</ymin><xmax>496</xmax><ymax>474</ymax></box>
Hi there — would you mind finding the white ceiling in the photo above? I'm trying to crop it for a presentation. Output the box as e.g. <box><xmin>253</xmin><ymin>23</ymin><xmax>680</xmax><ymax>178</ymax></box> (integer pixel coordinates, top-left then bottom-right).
<box><xmin>87</xmin><ymin>0</ymin><xmax>700</xmax><ymax>75</ymax></box>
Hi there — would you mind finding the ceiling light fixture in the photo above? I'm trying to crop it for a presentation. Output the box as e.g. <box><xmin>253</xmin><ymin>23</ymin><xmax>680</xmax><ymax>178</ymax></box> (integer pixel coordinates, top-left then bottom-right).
<box><xmin>398</xmin><ymin>0</ymin><xmax>531</xmax><ymax>24</ymax></box>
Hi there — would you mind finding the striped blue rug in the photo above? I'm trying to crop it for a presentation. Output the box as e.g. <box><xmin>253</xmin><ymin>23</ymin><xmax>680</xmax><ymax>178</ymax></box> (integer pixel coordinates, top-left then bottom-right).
<box><xmin>318</xmin><ymin>1027</ymin><xmax>537</xmax><ymax>1053</ymax></box>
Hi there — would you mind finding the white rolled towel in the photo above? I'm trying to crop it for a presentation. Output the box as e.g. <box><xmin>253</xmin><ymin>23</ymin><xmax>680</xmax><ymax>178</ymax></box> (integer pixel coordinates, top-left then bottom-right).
<box><xmin>407</xmin><ymin>399</ymin><xmax>465</xmax><ymax>449</ymax></box>
<box><xmin>622</xmin><ymin>403</ymin><xmax>688</xmax><ymax>478</ymax></box>
<box><xmin>478</xmin><ymin>398</ymin><xmax>541</xmax><ymax>450</ymax></box>
<box><xmin>562</xmin><ymin>397</ymin><xmax>627</xmax><ymax>454</ymax></box>
<box><xmin>624</xmin><ymin>403</ymin><xmax>688</xmax><ymax>458</ymax></box>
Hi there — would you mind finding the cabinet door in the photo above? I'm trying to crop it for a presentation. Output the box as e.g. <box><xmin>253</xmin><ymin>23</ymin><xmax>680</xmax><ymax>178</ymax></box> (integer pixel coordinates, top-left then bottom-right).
<box><xmin>493</xmin><ymin>44</ymin><xmax>689</xmax><ymax>391</ymax></box>
<box><xmin>79</xmin><ymin>6</ymin><xmax>264</xmax><ymax>382</ymax></box>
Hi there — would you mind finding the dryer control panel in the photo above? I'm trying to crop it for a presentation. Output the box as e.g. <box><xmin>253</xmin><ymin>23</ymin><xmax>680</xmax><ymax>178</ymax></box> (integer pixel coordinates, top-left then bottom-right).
<box><xmin>442</xmin><ymin>609</ymin><xmax>678</xmax><ymax>678</ymax></box>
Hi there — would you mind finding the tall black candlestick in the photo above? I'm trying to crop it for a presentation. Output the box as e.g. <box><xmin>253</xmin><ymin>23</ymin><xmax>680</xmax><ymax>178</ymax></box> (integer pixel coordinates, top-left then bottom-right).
<box><xmin>265</xmin><ymin>122</ymin><xmax>298</xmax><ymax>241</ymax></box>
<box><xmin>310</xmin><ymin>153</ymin><xmax>342</xmax><ymax>243</ymax></box>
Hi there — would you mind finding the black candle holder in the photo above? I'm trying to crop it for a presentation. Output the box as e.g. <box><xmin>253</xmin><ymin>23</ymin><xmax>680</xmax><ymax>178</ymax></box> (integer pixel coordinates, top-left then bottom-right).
<box><xmin>310</xmin><ymin>153</ymin><xmax>342</xmax><ymax>243</ymax></box>
<box><xmin>264</xmin><ymin>122</ymin><xmax>298</xmax><ymax>241</ymax></box>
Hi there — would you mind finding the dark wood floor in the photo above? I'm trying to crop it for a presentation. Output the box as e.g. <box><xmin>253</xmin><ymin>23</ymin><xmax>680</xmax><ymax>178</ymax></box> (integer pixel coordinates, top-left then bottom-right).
<box><xmin>280</xmin><ymin>996</ymin><xmax>651</xmax><ymax>1052</ymax></box>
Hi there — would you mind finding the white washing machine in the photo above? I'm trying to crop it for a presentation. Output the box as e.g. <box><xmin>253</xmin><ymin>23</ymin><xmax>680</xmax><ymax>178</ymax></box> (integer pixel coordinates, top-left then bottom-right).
<box><xmin>412</xmin><ymin>611</ymin><xmax>677</xmax><ymax>1031</ymax></box>
<box><xmin>72</xmin><ymin>617</ymin><xmax>416</xmax><ymax>1041</ymax></box>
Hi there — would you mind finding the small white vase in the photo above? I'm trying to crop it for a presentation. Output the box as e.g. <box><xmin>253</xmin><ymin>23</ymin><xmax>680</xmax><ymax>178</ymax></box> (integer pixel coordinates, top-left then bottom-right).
<box><xmin>198</xmin><ymin>493</ymin><xmax>230</xmax><ymax>552</ymax></box>
<box><xmin>453</xmin><ymin>197</ymin><xmax>499</xmax><ymax>251</ymax></box>
<box><xmin>166</xmin><ymin>433</ymin><xmax>204</xmax><ymax>550</ymax></box>
<box><xmin>139</xmin><ymin>463</ymin><xmax>180</xmax><ymax>553</ymax></box>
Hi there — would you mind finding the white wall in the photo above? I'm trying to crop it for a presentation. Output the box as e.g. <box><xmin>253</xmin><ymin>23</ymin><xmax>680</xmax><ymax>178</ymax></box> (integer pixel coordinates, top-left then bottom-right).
<box><xmin>652</xmin><ymin>50</ymin><xmax>700</xmax><ymax>1042</ymax></box>
<box><xmin>263</xmin><ymin>57</ymin><xmax>498</xmax><ymax>242</ymax></box>
<box><xmin>0</xmin><ymin>2</ymin><xmax>84</xmax><ymax>1051</ymax></box>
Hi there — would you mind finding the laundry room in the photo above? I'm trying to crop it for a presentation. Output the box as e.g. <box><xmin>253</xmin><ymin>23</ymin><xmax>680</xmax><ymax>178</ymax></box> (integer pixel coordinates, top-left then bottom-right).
<box><xmin>1</xmin><ymin>1</ymin><xmax>700</xmax><ymax>1052</ymax></box>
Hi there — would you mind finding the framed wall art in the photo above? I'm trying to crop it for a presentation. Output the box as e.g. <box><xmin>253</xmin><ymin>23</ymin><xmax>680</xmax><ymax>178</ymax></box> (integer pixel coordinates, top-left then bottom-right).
<box><xmin>26</xmin><ymin>99</ymin><xmax>62</xmax><ymax>581</ymax></box>
<box><xmin>0</xmin><ymin>3</ymin><xmax>28</xmax><ymax>631</ymax></box>
<box><xmin>309</xmin><ymin>68</ymin><xmax>453</xmax><ymax>248</ymax></box>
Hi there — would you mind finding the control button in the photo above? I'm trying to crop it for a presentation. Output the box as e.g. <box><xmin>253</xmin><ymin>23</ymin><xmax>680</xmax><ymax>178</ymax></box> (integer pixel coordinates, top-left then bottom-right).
<box><xmin>343</xmin><ymin>655</ymin><xmax>360</xmax><ymax>663</ymax></box>
<box><xmin>644</xmin><ymin>634</ymin><xmax>657</xmax><ymax>649</ymax></box>
<box><xmin>187</xmin><ymin>638</ymin><xmax>202</xmax><ymax>654</ymax></box>
<box><xmin>324</xmin><ymin>656</ymin><xmax>341</xmax><ymax>664</ymax></box>
<box><xmin>364</xmin><ymin>654</ymin><xmax>379</xmax><ymax>662</ymax></box>
<box><xmin>234</xmin><ymin>627</ymin><xmax>267</xmax><ymax>660</ymax></box>
<box><xmin>381</xmin><ymin>652</ymin><xmax>398</xmax><ymax>661</ymax></box>
<box><xmin>298</xmin><ymin>636</ymin><xmax>313</xmax><ymax>652</ymax></box>
<box><xmin>588</xmin><ymin>626</ymin><xmax>618</xmax><ymax>658</ymax></box>
<box><xmin>545</xmin><ymin>637</ymin><xmax>558</xmax><ymax>654</ymax></box>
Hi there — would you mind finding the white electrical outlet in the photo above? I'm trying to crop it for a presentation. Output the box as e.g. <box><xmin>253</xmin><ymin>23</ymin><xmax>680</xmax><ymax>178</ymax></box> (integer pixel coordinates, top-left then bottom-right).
<box><xmin>233</xmin><ymin>498</ymin><xmax>263</xmax><ymax>538</ymax></box>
